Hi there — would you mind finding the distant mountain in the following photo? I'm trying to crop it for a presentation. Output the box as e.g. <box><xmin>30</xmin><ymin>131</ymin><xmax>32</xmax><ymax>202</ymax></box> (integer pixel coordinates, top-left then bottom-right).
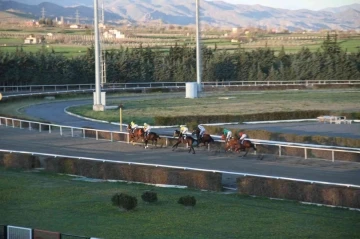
<box><xmin>321</xmin><ymin>3</ymin><xmax>360</xmax><ymax>13</ymax></box>
<box><xmin>0</xmin><ymin>1</ymin><xmax>123</xmax><ymax>23</ymax></box>
<box><xmin>2</xmin><ymin>0</ymin><xmax>360</xmax><ymax>30</ymax></box>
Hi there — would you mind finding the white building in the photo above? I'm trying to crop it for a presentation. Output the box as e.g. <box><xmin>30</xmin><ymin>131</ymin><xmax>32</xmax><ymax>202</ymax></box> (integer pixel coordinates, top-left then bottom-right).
<box><xmin>24</xmin><ymin>35</ymin><xmax>41</xmax><ymax>44</ymax></box>
<box><xmin>69</xmin><ymin>24</ymin><xmax>80</xmax><ymax>29</ymax></box>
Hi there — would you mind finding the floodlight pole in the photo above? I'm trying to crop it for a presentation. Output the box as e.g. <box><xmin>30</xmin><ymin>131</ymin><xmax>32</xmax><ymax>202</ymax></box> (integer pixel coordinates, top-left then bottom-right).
<box><xmin>196</xmin><ymin>0</ymin><xmax>202</xmax><ymax>92</ymax></box>
<box><xmin>93</xmin><ymin>0</ymin><xmax>103</xmax><ymax>111</ymax></box>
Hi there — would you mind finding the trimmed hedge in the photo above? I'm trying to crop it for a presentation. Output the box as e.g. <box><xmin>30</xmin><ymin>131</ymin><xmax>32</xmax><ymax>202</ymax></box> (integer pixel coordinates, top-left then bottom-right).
<box><xmin>0</xmin><ymin>152</ymin><xmax>40</xmax><ymax>169</ymax></box>
<box><xmin>238</xmin><ymin>176</ymin><xmax>360</xmax><ymax>208</ymax></box>
<box><xmin>43</xmin><ymin>157</ymin><xmax>222</xmax><ymax>191</ymax></box>
<box><xmin>155</xmin><ymin>110</ymin><xmax>360</xmax><ymax>126</ymax></box>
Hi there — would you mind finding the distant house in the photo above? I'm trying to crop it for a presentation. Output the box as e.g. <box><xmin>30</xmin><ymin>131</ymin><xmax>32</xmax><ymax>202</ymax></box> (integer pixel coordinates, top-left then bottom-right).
<box><xmin>107</xmin><ymin>29</ymin><xmax>125</xmax><ymax>39</ymax></box>
<box><xmin>103</xmin><ymin>31</ymin><xmax>116</xmax><ymax>39</ymax></box>
<box><xmin>69</xmin><ymin>24</ymin><xmax>80</xmax><ymax>29</ymax></box>
<box><xmin>25</xmin><ymin>20</ymin><xmax>36</xmax><ymax>27</ymax></box>
<box><xmin>24</xmin><ymin>35</ymin><xmax>41</xmax><ymax>44</ymax></box>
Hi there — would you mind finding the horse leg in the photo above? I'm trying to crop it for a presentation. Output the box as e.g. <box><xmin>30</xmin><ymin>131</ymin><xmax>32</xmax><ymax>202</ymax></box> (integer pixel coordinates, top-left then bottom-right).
<box><xmin>172</xmin><ymin>141</ymin><xmax>180</xmax><ymax>151</ymax></box>
<box><xmin>189</xmin><ymin>145</ymin><xmax>195</xmax><ymax>154</ymax></box>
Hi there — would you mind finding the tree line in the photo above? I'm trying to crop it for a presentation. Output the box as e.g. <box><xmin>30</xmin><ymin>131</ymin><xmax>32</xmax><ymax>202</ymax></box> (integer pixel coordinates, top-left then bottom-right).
<box><xmin>0</xmin><ymin>35</ymin><xmax>359</xmax><ymax>86</ymax></box>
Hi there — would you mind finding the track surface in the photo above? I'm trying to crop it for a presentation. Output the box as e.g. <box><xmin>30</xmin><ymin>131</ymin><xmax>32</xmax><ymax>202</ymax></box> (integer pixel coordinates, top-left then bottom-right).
<box><xmin>23</xmin><ymin>96</ymin><xmax>360</xmax><ymax>139</ymax></box>
<box><xmin>1</xmin><ymin>127</ymin><xmax>360</xmax><ymax>188</ymax></box>
<box><xmin>2</xmin><ymin>93</ymin><xmax>359</xmax><ymax>188</ymax></box>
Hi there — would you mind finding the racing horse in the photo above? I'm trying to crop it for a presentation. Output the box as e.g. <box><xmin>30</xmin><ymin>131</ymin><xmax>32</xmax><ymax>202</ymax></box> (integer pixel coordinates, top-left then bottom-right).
<box><xmin>144</xmin><ymin>132</ymin><xmax>161</xmax><ymax>149</ymax></box>
<box><xmin>127</xmin><ymin>123</ymin><xmax>144</xmax><ymax>142</ymax></box>
<box><xmin>192</xmin><ymin>130</ymin><xmax>214</xmax><ymax>147</ymax></box>
<box><xmin>172</xmin><ymin>130</ymin><xmax>196</xmax><ymax>154</ymax></box>
<box><xmin>225</xmin><ymin>138</ymin><xmax>257</xmax><ymax>157</ymax></box>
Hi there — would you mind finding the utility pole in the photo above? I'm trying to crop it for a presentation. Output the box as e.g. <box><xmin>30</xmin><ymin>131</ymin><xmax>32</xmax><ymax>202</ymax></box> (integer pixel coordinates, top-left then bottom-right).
<box><xmin>41</xmin><ymin>7</ymin><xmax>46</xmax><ymax>19</ymax></box>
<box><xmin>75</xmin><ymin>10</ymin><xmax>80</xmax><ymax>24</ymax></box>
<box><xmin>195</xmin><ymin>0</ymin><xmax>202</xmax><ymax>92</ymax></box>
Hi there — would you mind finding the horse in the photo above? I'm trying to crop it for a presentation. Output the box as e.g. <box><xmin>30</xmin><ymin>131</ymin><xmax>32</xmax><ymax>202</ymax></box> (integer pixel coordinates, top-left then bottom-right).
<box><xmin>127</xmin><ymin>124</ymin><xmax>144</xmax><ymax>142</ymax></box>
<box><xmin>192</xmin><ymin>130</ymin><xmax>214</xmax><ymax>147</ymax></box>
<box><xmin>172</xmin><ymin>131</ymin><xmax>196</xmax><ymax>154</ymax></box>
<box><xmin>144</xmin><ymin>132</ymin><xmax>161</xmax><ymax>149</ymax></box>
<box><xmin>225</xmin><ymin>138</ymin><xmax>257</xmax><ymax>157</ymax></box>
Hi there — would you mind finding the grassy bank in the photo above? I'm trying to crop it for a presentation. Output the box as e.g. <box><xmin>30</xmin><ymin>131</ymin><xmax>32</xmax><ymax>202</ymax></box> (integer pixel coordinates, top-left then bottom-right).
<box><xmin>1</xmin><ymin>168</ymin><xmax>359</xmax><ymax>239</ymax></box>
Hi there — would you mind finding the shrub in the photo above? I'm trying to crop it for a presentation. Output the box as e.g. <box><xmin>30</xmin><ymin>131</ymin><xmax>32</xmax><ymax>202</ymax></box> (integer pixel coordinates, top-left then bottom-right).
<box><xmin>111</xmin><ymin>193</ymin><xmax>137</xmax><ymax>211</ymax></box>
<box><xmin>141</xmin><ymin>191</ymin><xmax>158</xmax><ymax>203</ymax></box>
<box><xmin>178</xmin><ymin>195</ymin><xmax>196</xmax><ymax>207</ymax></box>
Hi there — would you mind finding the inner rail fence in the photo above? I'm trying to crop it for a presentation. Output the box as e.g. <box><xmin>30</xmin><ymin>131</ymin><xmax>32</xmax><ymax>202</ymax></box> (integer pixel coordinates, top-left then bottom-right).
<box><xmin>1</xmin><ymin>116</ymin><xmax>359</xmax><ymax>163</ymax></box>
<box><xmin>0</xmin><ymin>224</ymin><xmax>99</xmax><ymax>239</ymax></box>
<box><xmin>1</xmin><ymin>80</ymin><xmax>360</xmax><ymax>93</ymax></box>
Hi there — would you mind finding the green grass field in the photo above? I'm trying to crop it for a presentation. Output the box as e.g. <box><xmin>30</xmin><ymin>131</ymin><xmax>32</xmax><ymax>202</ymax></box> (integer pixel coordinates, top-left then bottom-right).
<box><xmin>0</xmin><ymin>43</ymin><xmax>88</xmax><ymax>57</ymax></box>
<box><xmin>1</xmin><ymin>168</ymin><xmax>359</xmax><ymax>239</ymax></box>
<box><xmin>67</xmin><ymin>90</ymin><xmax>360</xmax><ymax>124</ymax></box>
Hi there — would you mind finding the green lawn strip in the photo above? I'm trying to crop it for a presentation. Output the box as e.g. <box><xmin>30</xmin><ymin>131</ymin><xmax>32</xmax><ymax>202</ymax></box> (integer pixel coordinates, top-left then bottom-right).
<box><xmin>67</xmin><ymin>90</ymin><xmax>360</xmax><ymax>124</ymax></box>
<box><xmin>0</xmin><ymin>168</ymin><xmax>359</xmax><ymax>239</ymax></box>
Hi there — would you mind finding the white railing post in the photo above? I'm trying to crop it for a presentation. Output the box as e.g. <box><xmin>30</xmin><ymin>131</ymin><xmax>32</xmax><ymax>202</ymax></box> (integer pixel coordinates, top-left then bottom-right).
<box><xmin>71</xmin><ymin>128</ymin><xmax>74</xmax><ymax>137</ymax></box>
<box><xmin>279</xmin><ymin>146</ymin><xmax>282</xmax><ymax>157</ymax></box>
<box><xmin>60</xmin><ymin>126</ymin><xmax>63</xmax><ymax>136</ymax></box>
<box><xmin>96</xmin><ymin>131</ymin><xmax>98</xmax><ymax>140</ymax></box>
<box><xmin>12</xmin><ymin>119</ymin><xmax>14</xmax><ymax>128</ymax></box>
<box><xmin>332</xmin><ymin>151</ymin><xmax>335</xmax><ymax>162</ymax></box>
<box><xmin>49</xmin><ymin>125</ymin><xmax>51</xmax><ymax>133</ymax></box>
<box><xmin>111</xmin><ymin>132</ymin><xmax>113</xmax><ymax>142</ymax></box>
<box><xmin>39</xmin><ymin>123</ymin><xmax>42</xmax><ymax>132</ymax></box>
<box><xmin>304</xmin><ymin>148</ymin><xmax>307</xmax><ymax>159</ymax></box>
<box><xmin>83</xmin><ymin>129</ymin><xmax>86</xmax><ymax>138</ymax></box>
<box><xmin>20</xmin><ymin>121</ymin><xmax>22</xmax><ymax>129</ymax></box>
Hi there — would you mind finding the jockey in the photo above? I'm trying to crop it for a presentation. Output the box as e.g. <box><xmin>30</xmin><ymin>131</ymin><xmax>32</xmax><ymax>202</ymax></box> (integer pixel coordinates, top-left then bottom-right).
<box><xmin>197</xmin><ymin>124</ymin><xmax>206</xmax><ymax>140</ymax></box>
<box><xmin>130</xmin><ymin>121</ymin><xmax>138</xmax><ymax>133</ymax></box>
<box><xmin>143</xmin><ymin>123</ymin><xmax>151</xmax><ymax>138</ymax></box>
<box><xmin>238</xmin><ymin>132</ymin><xmax>249</xmax><ymax>144</ymax></box>
<box><xmin>180</xmin><ymin>125</ymin><xmax>188</xmax><ymax>138</ymax></box>
<box><xmin>223</xmin><ymin>128</ymin><xmax>232</xmax><ymax>142</ymax></box>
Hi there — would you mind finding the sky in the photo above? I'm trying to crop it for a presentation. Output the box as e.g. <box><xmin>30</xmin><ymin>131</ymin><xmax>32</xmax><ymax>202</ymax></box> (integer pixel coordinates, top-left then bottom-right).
<box><xmin>221</xmin><ymin>0</ymin><xmax>360</xmax><ymax>10</ymax></box>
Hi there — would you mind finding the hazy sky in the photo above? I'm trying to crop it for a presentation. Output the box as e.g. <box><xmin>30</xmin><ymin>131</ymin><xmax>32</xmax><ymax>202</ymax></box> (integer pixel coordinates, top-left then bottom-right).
<box><xmin>222</xmin><ymin>0</ymin><xmax>359</xmax><ymax>10</ymax></box>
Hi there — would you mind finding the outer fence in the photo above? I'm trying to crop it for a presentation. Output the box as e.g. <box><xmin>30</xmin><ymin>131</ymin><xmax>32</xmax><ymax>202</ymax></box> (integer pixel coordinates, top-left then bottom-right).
<box><xmin>0</xmin><ymin>224</ymin><xmax>95</xmax><ymax>239</ymax></box>
<box><xmin>1</xmin><ymin>116</ymin><xmax>359</xmax><ymax>163</ymax></box>
<box><xmin>1</xmin><ymin>80</ymin><xmax>360</xmax><ymax>93</ymax></box>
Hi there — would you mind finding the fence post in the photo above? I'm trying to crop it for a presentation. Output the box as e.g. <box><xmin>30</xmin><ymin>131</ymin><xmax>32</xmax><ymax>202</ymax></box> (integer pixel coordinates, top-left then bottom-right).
<box><xmin>12</xmin><ymin>119</ymin><xmax>14</xmax><ymax>128</ymax></box>
<box><xmin>96</xmin><ymin>131</ymin><xmax>98</xmax><ymax>140</ymax></box>
<box><xmin>39</xmin><ymin>123</ymin><xmax>42</xmax><ymax>132</ymax></box>
<box><xmin>111</xmin><ymin>132</ymin><xmax>113</xmax><ymax>142</ymax></box>
<box><xmin>60</xmin><ymin>126</ymin><xmax>63</xmax><ymax>136</ymax></box>
<box><xmin>304</xmin><ymin>148</ymin><xmax>307</xmax><ymax>159</ymax></box>
<box><xmin>332</xmin><ymin>151</ymin><xmax>335</xmax><ymax>162</ymax></box>
<box><xmin>49</xmin><ymin>125</ymin><xmax>51</xmax><ymax>133</ymax></box>
<box><xmin>71</xmin><ymin>128</ymin><xmax>74</xmax><ymax>137</ymax></box>
<box><xmin>279</xmin><ymin>146</ymin><xmax>282</xmax><ymax>157</ymax></box>
<box><xmin>83</xmin><ymin>129</ymin><xmax>85</xmax><ymax>138</ymax></box>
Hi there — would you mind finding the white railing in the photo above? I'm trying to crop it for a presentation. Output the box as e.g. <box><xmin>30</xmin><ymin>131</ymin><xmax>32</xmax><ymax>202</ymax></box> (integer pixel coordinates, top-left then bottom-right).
<box><xmin>1</xmin><ymin>148</ymin><xmax>359</xmax><ymax>189</ymax></box>
<box><xmin>1</xmin><ymin>80</ymin><xmax>360</xmax><ymax>93</ymax></box>
<box><xmin>1</xmin><ymin>116</ymin><xmax>359</xmax><ymax>163</ymax></box>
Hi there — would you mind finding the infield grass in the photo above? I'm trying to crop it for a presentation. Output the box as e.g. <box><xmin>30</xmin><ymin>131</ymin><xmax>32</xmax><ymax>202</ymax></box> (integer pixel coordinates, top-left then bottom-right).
<box><xmin>67</xmin><ymin>89</ymin><xmax>360</xmax><ymax>124</ymax></box>
<box><xmin>1</xmin><ymin>168</ymin><xmax>359</xmax><ymax>239</ymax></box>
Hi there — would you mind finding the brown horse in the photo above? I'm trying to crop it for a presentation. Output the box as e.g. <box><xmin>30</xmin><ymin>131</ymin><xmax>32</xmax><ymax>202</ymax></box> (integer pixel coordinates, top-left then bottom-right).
<box><xmin>192</xmin><ymin>130</ymin><xmax>214</xmax><ymax>147</ymax></box>
<box><xmin>144</xmin><ymin>132</ymin><xmax>161</xmax><ymax>148</ymax></box>
<box><xmin>127</xmin><ymin>124</ymin><xmax>144</xmax><ymax>142</ymax></box>
<box><xmin>172</xmin><ymin>131</ymin><xmax>196</xmax><ymax>154</ymax></box>
<box><xmin>225</xmin><ymin>138</ymin><xmax>257</xmax><ymax>157</ymax></box>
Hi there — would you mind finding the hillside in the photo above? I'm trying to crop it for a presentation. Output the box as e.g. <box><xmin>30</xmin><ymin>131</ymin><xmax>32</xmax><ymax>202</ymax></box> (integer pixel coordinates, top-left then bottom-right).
<box><xmin>2</xmin><ymin>0</ymin><xmax>360</xmax><ymax>30</ymax></box>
